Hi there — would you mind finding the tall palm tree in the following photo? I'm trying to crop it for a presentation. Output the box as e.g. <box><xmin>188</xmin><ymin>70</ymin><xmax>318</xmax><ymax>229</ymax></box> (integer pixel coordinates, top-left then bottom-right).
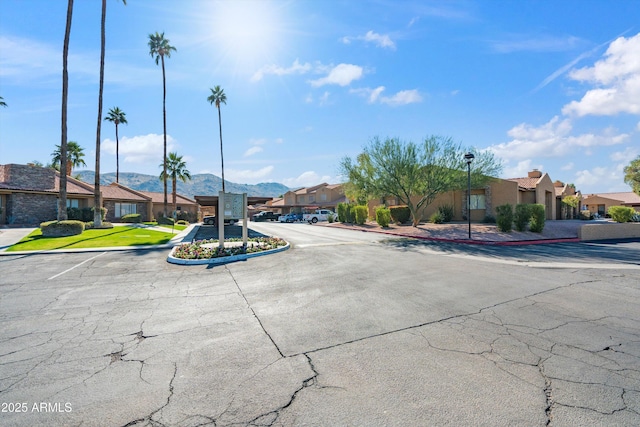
<box><xmin>148</xmin><ymin>32</ymin><xmax>176</xmax><ymax>217</ymax></box>
<box><xmin>207</xmin><ymin>86</ymin><xmax>227</xmax><ymax>193</ymax></box>
<box><xmin>58</xmin><ymin>0</ymin><xmax>74</xmax><ymax>221</ymax></box>
<box><xmin>93</xmin><ymin>0</ymin><xmax>126</xmax><ymax>227</ymax></box>
<box><xmin>52</xmin><ymin>141</ymin><xmax>86</xmax><ymax>176</ymax></box>
<box><xmin>104</xmin><ymin>107</ymin><xmax>128</xmax><ymax>183</ymax></box>
<box><xmin>0</xmin><ymin>96</ymin><xmax>7</xmax><ymax>107</ymax></box>
<box><xmin>159</xmin><ymin>152</ymin><xmax>191</xmax><ymax>216</ymax></box>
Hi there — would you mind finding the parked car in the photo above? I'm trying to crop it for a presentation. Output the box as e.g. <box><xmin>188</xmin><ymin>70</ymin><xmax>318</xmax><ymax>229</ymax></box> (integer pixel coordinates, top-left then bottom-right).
<box><xmin>303</xmin><ymin>209</ymin><xmax>336</xmax><ymax>223</ymax></box>
<box><xmin>252</xmin><ymin>211</ymin><xmax>281</xmax><ymax>222</ymax></box>
<box><xmin>279</xmin><ymin>213</ymin><xmax>298</xmax><ymax>223</ymax></box>
<box><xmin>203</xmin><ymin>215</ymin><xmax>237</xmax><ymax>226</ymax></box>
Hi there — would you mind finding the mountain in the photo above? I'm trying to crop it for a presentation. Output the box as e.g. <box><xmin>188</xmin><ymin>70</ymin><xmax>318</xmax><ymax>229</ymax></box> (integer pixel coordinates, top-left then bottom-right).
<box><xmin>75</xmin><ymin>171</ymin><xmax>290</xmax><ymax>199</ymax></box>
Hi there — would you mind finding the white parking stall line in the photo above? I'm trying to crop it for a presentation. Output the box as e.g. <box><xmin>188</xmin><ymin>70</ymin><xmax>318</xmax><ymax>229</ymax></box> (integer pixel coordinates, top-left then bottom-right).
<box><xmin>47</xmin><ymin>252</ymin><xmax>108</xmax><ymax>280</ymax></box>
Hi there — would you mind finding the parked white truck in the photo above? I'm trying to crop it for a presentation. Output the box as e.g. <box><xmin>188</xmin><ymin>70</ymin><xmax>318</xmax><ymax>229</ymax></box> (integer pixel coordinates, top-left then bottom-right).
<box><xmin>303</xmin><ymin>209</ymin><xmax>336</xmax><ymax>223</ymax></box>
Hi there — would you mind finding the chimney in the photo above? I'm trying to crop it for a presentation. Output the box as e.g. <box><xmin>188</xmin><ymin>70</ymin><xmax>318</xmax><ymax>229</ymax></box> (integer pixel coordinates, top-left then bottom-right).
<box><xmin>528</xmin><ymin>169</ymin><xmax>542</xmax><ymax>178</ymax></box>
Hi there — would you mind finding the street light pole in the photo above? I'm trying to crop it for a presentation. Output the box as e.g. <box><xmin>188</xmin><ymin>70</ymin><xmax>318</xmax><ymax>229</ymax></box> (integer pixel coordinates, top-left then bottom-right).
<box><xmin>464</xmin><ymin>152</ymin><xmax>475</xmax><ymax>239</ymax></box>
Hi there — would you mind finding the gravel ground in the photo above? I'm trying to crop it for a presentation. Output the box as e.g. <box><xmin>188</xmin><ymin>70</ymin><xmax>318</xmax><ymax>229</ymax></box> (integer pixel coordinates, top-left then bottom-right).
<box><xmin>323</xmin><ymin>219</ymin><xmax>592</xmax><ymax>242</ymax></box>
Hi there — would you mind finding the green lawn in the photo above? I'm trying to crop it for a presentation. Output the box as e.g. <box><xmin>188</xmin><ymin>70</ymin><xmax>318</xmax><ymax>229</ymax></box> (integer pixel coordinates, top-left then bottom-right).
<box><xmin>155</xmin><ymin>223</ymin><xmax>188</xmax><ymax>231</ymax></box>
<box><xmin>7</xmin><ymin>226</ymin><xmax>176</xmax><ymax>252</ymax></box>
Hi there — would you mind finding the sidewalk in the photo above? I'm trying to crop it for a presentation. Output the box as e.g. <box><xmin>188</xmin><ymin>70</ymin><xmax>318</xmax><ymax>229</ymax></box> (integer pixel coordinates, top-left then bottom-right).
<box><xmin>322</xmin><ymin>219</ymin><xmax>587</xmax><ymax>245</ymax></box>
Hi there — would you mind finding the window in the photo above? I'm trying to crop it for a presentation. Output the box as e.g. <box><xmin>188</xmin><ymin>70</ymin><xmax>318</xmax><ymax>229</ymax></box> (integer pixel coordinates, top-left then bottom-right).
<box><xmin>115</xmin><ymin>202</ymin><xmax>137</xmax><ymax>217</ymax></box>
<box><xmin>470</xmin><ymin>194</ymin><xmax>485</xmax><ymax>210</ymax></box>
<box><xmin>66</xmin><ymin>199</ymin><xmax>79</xmax><ymax>208</ymax></box>
<box><xmin>298</xmin><ymin>196</ymin><xmax>305</xmax><ymax>203</ymax></box>
<box><xmin>309</xmin><ymin>195</ymin><xmax>315</xmax><ymax>202</ymax></box>
<box><xmin>320</xmin><ymin>193</ymin><xmax>327</xmax><ymax>202</ymax></box>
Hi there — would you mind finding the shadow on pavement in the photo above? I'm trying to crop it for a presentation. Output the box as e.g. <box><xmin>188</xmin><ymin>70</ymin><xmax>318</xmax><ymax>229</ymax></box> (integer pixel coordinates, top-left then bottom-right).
<box><xmin>382</xmin><ymin>238</ymin><xmax>640</xmax><ymax>265</ymax></box>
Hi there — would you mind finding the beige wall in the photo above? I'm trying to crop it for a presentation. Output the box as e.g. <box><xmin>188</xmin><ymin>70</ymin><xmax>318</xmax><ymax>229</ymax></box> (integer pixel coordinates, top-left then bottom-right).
<box><xmin>579</xmin><ymin>223</ymin><xmax>640</xmax><ymax>241</ymax></box>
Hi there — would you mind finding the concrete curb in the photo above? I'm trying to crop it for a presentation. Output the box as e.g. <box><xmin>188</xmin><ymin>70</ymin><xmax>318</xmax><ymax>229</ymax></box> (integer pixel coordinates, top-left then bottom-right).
<box><xmin>167</xmin><ymin>242</ymin><xmax>290</xmax><ymax>265</ymax></box>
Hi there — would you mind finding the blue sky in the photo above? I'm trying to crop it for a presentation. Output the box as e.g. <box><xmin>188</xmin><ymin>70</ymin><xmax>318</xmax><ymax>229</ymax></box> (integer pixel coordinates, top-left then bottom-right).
<box><xmin>0</xmin><ymin>0</ymin><xmax>639</xmax><ymax>193</ymax></box>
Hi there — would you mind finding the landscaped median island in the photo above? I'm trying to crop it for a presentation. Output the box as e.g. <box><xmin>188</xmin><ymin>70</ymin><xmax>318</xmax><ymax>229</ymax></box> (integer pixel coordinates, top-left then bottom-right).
<box><xmin>168</xmin><ymin>237</ymin><xmax>289</xmax><ymax>265</ymax></box>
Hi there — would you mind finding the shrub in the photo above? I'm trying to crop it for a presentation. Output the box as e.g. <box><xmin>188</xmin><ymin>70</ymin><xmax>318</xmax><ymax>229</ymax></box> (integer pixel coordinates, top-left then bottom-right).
<box><xmin>67</xmin><ymin>207</ymin><xmax>83</xmax><ymax>221</ymax></box>
<box><xmin>327</xmin><ymin>213</ymin><xmax>335</xmax><ymax>223</ymax></box>
<box><xmin>92</xmin><ymin>206</ymin><xmax>107</xmax><ymax>221</ymax></box>
<box><xmin>121</xmin><ymin>213</ymin><xmax>142</xmax><ymax>223</ymax></box>
<box><xmin>429</xmin><ymin>212</ymin><xmax>444</xmax><ymax>224</ymax></box>
<box><xmin>158</xmin><ymin>216</ymin><xmax>175</xmax><ymax>225</ymax></box>
<box><xmin>529</xmin><ymin>204</ymin><xmax>546</xmax><ymax>233</ymax></box>
<box><xmin>514</xmin><ymin>204</ymin><xmax>531</xmax><ymax>232</ymax></box>
<box><xmin>353</xmin><ymin>205</ymin><xmax>368</xmax><ymax>225</ymax></box>
<box><xmin>389</xmin><ymin>206</ymin><xmax>411</xmax><ymax>224</ymax></box>
<box><xmin>495</xmin><ymin>204</ymin><xmax>513</xmax><ymax>232</ymax></box>
<box><xmin>580</xmin><ymin>210</ymin><xmax>593</xmax><ymax>220</ymax></box>
<box><xmin>40</xmin><ymin>220</ymin><xmax>84</xmax><ymax>237</ymax></box>
<box><xmin>337</xmin><ymin>202</ymin><xmax>350</xmax><ymax>223</ymax></box>
<box><xmin>375</xmin><ymin>206</ymin><xmax>391</xmax><ymax>227</ymax></box>
<box><xmin>176</xmin><ymin>219</ymin><xmax>189</xmax><ymax>226</ymax></box>
<box><xmin>483</xmin><ymin>215</ymin><xmax>496</xmax><ymax>224</ymax></box>
<box><xmin>437</xmin><ymin>205</ymin><xmax>454</xmax><ymax>223</ymax></box>
<box><xmin>608</xmin><ymin>206</ymin><xmax>636</xmax><ymax>223</ymax></box>
<box><xmin>85</xmin><ymin>221</ymin><xmax>114</xmax><ymax>229</ymax></box>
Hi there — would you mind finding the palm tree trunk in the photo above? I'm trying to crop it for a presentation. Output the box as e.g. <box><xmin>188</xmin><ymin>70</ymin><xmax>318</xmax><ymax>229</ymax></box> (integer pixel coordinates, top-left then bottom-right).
<box><xmin>58</xmin><ymin>0</ymin><xmax>73</xmax><ymax>221</ymax></box>
<box><xmin>161</xmin><ymin>55</ymin><xmax>168</xmax><ymax>217</ymax></box>
<box><xmin>94</xmin><ymin>0</ymin><xmax>106</xmax><ymax>227</ymax></box>
<box><xmin>115</xmin><ymin>122</ymin><xmax>119</xmax><ymax>183</ymax></box>
<box><xmin>218</xmin><ymin>106</ymin><xmax>225</xmax><ymax>193</ymax></box>
<box><xmin>172</xmin><ymin>176</ymin><xmax>177</xmax><ymax>215</ymax></box>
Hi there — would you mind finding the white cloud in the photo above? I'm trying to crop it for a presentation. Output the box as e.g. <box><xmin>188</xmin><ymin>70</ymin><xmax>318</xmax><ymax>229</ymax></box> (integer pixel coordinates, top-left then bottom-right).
<box><xmin>380</xmin><ymin>89</ymin><xmax>422</xmax><ymax>106</ymax></box>
<box><xmin>249</xmin><ymin>138</ymin><xmax>267</xmax><ymax>145</ymax></box>
<box><xmin>502</xmin><ymin>159</ymin><xmax>543</xmax><ymax>179</ymax></box>
<box><xmin>561</xmin><ymin>162</ymin><xmax>574</xmax><ymax>171</ymax></box>
<box><xmin>319</xmin><ymin>91</ymin><xmax>331</xmax><ymax>106</ymax></box>
<box><xmin>351</xmin><ymin>86</ymin><xmax>422</xmax><ymax>106</ymax></box>
<box><xmin>102</xmin><ymin>133</ymin><xmax>176</xmax><ymax>164</ymax></box>
<box><xmin>225</xmin><ymin>166</ymin><xmax>274</xmax><ymax>183</ymax></box>
<box><xmin>342</xmin><ymin>31</ymin><xmax>396</xmax><ymax>50</ymax></box>
<box><xmin>488</xmin><ymin>116</ymin><xmax>628</xmax><ymax>162</ymax></box>
<box><xmin>251</xmin><ymin>59</ymin><xmax>312</xmax><ymax>82</ymax></box>
<box><xmin>489</xmin><ymin>34</ymin><xmax>583</xmax><ymax>54</ymax></box>
<box><xmin>310</xmin><ymin>64</ymin><xmax>363</xmax><ymax>87</ymax></box>
<box><xmin>573</xmin><ymin>166</ymin><xmax>628</xmax><ymax>192</ymax></box>
<box><xmin>282</xmin><ymin>171</ymin><xmax>333</xmax><ymax>188</ymax></box>
<box><xmin>610</xmin><ymin>146</ymin><xmax>639</xmax><ymax>162</ymax></box>
<box><xmin>562</xmin><ymin>33</ymin><xmax>640</xmax><ymax>116</ymax></box>
<box><xmin>244</xmin><ymin>146</ymin><xmax>263</xmax><ymax>157</ymax></box>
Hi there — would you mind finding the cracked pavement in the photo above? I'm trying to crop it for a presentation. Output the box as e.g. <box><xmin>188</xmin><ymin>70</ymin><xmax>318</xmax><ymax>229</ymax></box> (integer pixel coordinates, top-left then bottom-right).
<box><xmin>1</xmin><ymin>223</ymin><xmax>639</xmax><ymax>426</ymax></box>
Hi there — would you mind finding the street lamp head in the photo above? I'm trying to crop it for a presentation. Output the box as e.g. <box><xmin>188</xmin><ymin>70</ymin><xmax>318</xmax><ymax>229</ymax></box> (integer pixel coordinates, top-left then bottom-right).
<box><xmin>464</xmin><ymin>152</ymin><xmax>475</xmax><ymax>164</ymax></box>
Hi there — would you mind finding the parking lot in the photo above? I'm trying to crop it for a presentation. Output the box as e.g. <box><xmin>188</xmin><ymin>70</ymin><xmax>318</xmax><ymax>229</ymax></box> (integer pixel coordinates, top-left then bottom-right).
<box><xmin>1</xmin><ymin>224</ymin><xmax>639</xmax><ymax>426</ymax></box>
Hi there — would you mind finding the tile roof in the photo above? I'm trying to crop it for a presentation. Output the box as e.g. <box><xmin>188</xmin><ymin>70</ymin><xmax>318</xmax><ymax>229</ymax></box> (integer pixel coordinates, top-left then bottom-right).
<box><xmin>101</xmin><ymin>183</ymin><xmax>149</xmax><ymax>201</ymax></box>
<box><xmin>0</xmin><ymin>172</ymin><xmax>94</xmax><ymax>196</ymax></box>
<box><xmin>138</xmin><ymin>191</ymin><xmax>196</xmax><ymax>205</ymax></box>
<box><xmin>506</xmin><ymin>177</ymin><xmax>539</xmax><ymax>189</ymax></box>
<box><xmin>583</xmin><ymin>192</ymin><xmax>640</xmax><ymax>204</ymax></box>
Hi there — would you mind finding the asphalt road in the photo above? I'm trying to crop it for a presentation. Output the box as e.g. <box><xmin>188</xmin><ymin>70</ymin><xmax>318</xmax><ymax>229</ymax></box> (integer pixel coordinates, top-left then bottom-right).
<box><xmin>1</xmin><ymin>223</ymin><xmax>639</xmax><ymax>426</ymax></box>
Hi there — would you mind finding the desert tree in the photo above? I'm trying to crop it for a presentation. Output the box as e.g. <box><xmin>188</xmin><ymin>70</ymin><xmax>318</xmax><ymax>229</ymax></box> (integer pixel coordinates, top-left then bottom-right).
<box><xmin>624</xmin><ymin>155</ymin><xmax>640</xmax><ymax>196</ymax></box>
<box><xmin>340</xmin><ymin>136</ymin><xmax>502</xmax><ymax>226</ymax></box>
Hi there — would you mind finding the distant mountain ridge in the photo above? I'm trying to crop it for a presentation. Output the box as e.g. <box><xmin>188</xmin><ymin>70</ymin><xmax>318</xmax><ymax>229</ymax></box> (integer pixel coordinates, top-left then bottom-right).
<box><xmin>75</xmin><ymin>171</ymin><xmax>290</xmax><ymax>199</ymax></box>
